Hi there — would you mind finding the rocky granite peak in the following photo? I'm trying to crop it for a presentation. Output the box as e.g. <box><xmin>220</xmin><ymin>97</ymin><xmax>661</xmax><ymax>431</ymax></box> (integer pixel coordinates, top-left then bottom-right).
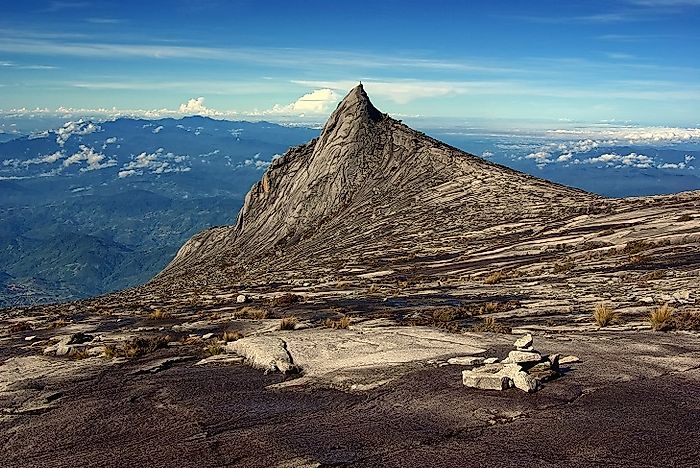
<box><xmin>150</xmin><ymin>86</ymin><xmax>698</xmax><ymax>299</ymax></box>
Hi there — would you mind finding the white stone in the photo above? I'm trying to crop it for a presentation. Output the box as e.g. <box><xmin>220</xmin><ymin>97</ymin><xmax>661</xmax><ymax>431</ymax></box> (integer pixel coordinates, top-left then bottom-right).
<box><xmin>24</xmin><ymin>335</ymin><xmax>36</xmax><ymax>341</ymax></box>
<box><xmin>559</xmin><ymin>355</ymin><xmax>581</xmax><ymax>364</ymax></box>
<box><xmin>236</xmin><ymin>294</ymin><xmax>247</xmax><ymax>303</ymax></box>
<box><xmin>483</xmin><ymin>357</ymin><xmax>499</xmax><ymax>364</ymax></box>
<box><xmin>512</xmin><ymin>371</ymin><xmax>539</xmax><ymax>393</ymax></box>
<box><xmin>462</xmin><ymin>369</ymin><xmax>511</xmax><ymax>391</ymax></box>
<box><xmin>447</xmin><ymin>356</ymin><xmax>485</xmax><ymax>366</ymax></box>
<box><xmin>513</xmin><ymin>333</ymin><xmax>533</xmax><ymax>349</ymax></box>
<box><xmin>202</xmin><ymin>332</ymin><xmax>214</xmax><ymax>339</ymax></box>
<box><xmin>508</xmin><ymin>350</ymin><xmax>542</xmax><ymax>365</ymax></box>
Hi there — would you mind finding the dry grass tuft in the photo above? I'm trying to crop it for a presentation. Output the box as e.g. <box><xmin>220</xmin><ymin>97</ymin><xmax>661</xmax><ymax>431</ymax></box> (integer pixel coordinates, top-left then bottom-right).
<box><xmin>323</xmin><ymin>315</ymin><xmax>351</xmax><ymax>329</ymax></box>
<box><xmin>593</xmin><ymin>302</ymin><xmax>618</xmax><ymax>327</ymax></box>
<box><xmin>222</xmin><ymin>330</ymin><xmax>244</xmax><ymax>342</ymax></box>
<box><xmin>677</xmin><ymin>213</ymin><xmax>692</xmax><ymax>222</ymax></box>
<box><xmin>148</xmin><ymin>309</ymin><xmax>172</xmax><ymax>320</ymax></box>
<box><xmin>484</xmin><ymin>271</ymin><xmax>507</xmax><ymax>284</ymax></box>
<box><xmin>470</xmin><ymin>317</ymin><xmax>511</xmax><ymax>334</ymax></box>
<box><xmin>48</xmin><ymin>319</ymin><xmax>68</xmax><ymax>329</ymax></box>
<box><xmin>279</xmin><ymin>316</ymin><xmax>299</xmax><ymax>330</ymax></box>
<box><xmin>639</xmin><ymin>270</ymin><xmax>666</xmax><ymax>282</ymax></box>
<box><xmin>650</xmin><ymin>304</ymin><xmax>674</xmax><ymax>331</ymax></box>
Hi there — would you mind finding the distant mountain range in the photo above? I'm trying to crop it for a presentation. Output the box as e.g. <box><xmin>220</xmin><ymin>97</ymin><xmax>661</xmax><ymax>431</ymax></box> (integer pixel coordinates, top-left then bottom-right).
<box><xmin>0</xmin><ymin>116</ymin><xmax>318</xmax><ymax>306</ymax></box>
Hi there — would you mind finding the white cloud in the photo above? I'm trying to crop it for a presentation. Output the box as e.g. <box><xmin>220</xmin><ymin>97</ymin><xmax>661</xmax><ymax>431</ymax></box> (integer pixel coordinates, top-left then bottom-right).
<box><xmin>118</xmin><ymin>148</ymin><xmax>190</xmax><ymax>177</ymax></box>
<box><xmin>63</xmin><ymin>145</ymin><xmax>116</xmax><ymax>171</ymax></box>
<box><xmin>179</xmin><ymin>97</ymin><xmax>210</xmax><ymax>115</ymax></box>
<box><xmin>55</xmin><ymin>119</ymin><xmax>100</xmax><ymax>146</ymax></box>
<box><xmin>583</xmin><ymin>152</ymin><xmax>655</xmax><ymax>168</ymax></box>
<box><xmin>2</xmin><ymin>150</ymin><xmax>65</xmax><ymax>168</ymax></box>
<box><xmin>152</xmin><ymin>125</ymin><xmax>164</xmax><ymax>133</ymax></box>
<box><xmin>263</xmin><ymin>89</ymin><xmax>340</xmax><ymax>115</ymax></box>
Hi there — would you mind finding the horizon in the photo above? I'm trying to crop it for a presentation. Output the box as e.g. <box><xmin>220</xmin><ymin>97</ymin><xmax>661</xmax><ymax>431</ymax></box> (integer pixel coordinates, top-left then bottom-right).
<box><xmin>1</xmin><ymin>0</ymin><xmax>700</xmax><ymax>130</ymax></box>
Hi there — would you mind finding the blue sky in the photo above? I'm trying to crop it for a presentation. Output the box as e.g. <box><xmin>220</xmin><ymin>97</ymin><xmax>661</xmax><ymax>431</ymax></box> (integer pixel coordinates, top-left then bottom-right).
<box><xmin>1</xmin><ymin>0</ymin><xmax>700</xmax><ymax>126</ymax></box>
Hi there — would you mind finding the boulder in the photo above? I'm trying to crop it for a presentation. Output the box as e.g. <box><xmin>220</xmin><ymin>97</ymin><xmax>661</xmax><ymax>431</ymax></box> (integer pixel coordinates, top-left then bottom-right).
<box><xmin>527</xmin><ymin>362</ymin><xmax>559</xmax><ymax>382</ymax></box>
<box><xmin>227</xmin><ymin>336</ymin><xmax>298</xmax><ymax>373</ymax></box>
<box><xmin>513</xmin><ymin>333</ymin><xmax>533</xmax><ymax>349</ymax></box>
<box><xmin>507</xmin><ymin>350</ymin><xmax>542</xmax><ymax>365</ymax></box>
<box><xmin>512</xmin><ymin>371</ymin><xmax>539</xmax><ymax>393</ymax></box>
<box><xmin>447</xmin><ymin>356</ymin><xmax>485</xmax><ymax>366</ymax></box>
<box><xmin>462</xmin><ymin>369</ymin><xmax>511</xmax><ymax>391</ymax></box>
<box><xmin>547</xmin><ymin>353</ymin><xmax>560</xmax><ymax>370</ymax></box>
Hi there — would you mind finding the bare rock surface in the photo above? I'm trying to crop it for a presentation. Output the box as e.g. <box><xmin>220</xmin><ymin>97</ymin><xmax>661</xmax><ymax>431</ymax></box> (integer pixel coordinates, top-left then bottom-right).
<box><xmin>1</xmin><ymin>85</ymin><xmax>700</xmax><ymax>466</ymax></box>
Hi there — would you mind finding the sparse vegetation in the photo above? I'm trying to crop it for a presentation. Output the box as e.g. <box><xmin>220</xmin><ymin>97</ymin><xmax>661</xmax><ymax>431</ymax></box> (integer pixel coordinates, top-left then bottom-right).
<box><xmin>432</xmin><ymin>307</ymin><xmax>467</xmax><ymax>322</ymax></box>
<box><xmin>69</xmin><ymin>347</ymin><xmax>91</xmax><ymax>360</ymax></box>
<box><xmin>553</xmin><ymin>259</ymin><xmax>575</xmax><ymax>273</ymax></box>
<box><xmin>148</xmin><ymin>309</ymin><xmax>172</xmax><ymax>320</ymax></box>
<box><xmin>476</xmin><ymin>302</ymin><xmax>499</xmax><ymax>315</ymax></box>
<box><xmin>677</xmin><ymin>214</ymin><xmax>692</xmax><ymax>222</ymax></box>
<box><xmin>323</xmin><ymin>315</ymin><xmax>351</xmax><ymax>329</ymax></box>
<box><xmin>484</xmin><ymin>270</ymin><xmax>507</xmax><ymax>284</ymax></box>
<box><xmin>9</xmin><ymin>322</ymin><xmax>32</xmax><ymax>333</ymax></box>
<box><xmin>628</xmin><ymin>254</ymin><xmax>648</xmax><ymax>265</ymax></box>
<box><xmin>674</xmin><ymin>310</ymin><xmax>700</xmax><ymax>330</ymax></box>
<box><xmin>470</xmin><ymin>317</ymin><xmax>511</xmax><ymax>334</ymax></box>
<box><xmin>593</xmin><ymin>302</ymin><xmax>618</xmax><ymax>327</ymax></box>
<box><xmin>639</xmin><ymin>270</ymin><xmax>666</xmax><ymax>282</ymax></box>
<box><xmin>48</xmin><ymin>318</ymin><xmax>68</xmax><ymax>329</ymax></box>
<box><xmin>650</xmin><ymin>304</ymin><xmax>674</xmax><ymax>331</ymax></box>
<box><xmin>233</xmin><ymin>306</ymin><xmax>269</xmax><ymax>320</ymax></box>
<box><xmin>270</xmin><ymin>293</ymin><xmax>302</xmax><ymax>307</ymax></box>
<box><xmin>623</xmin><ymin>239</ymin><xmax>654</xmax><ymax>255</ymax></box>
<box><xmin>279</xmin><ymin>316</ymin><xmax>299</xmax><ymax>330</ymax></box>
<box><xmin>104</xmin><ymin>335</ymin><xmax>170</xmax><ymax>359</ymax></box>
<box><xmin>204</xmin><ymin>340</ymin><xmax>224</xmax><ymax>356</ymax></box>
<box><xmin>222</xmin><ymin>330</ymin><xmax>244</xmax><ymax>342</ymax></box>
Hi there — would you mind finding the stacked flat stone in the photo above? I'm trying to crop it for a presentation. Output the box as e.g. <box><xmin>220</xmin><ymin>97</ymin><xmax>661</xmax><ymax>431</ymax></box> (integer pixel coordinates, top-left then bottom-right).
<box><xmin>462</xmin><ymin>334</ymin><xmax>560</xmax><ymax>393</ymax></box>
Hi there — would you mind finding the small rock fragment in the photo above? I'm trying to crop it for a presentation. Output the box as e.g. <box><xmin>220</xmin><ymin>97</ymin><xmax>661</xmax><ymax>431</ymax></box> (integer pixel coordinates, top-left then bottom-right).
<box><xmin>559</xmin><ymin>355</ymin><xmax>581</xmax><ymax>365</ymax></box>
<box><xmin>24</xmin><ymin>335</ymin><xmax>36</xmax><ymax>341</ymax></box>
<box><xmin>202</xmin><ymin>332</ymin><xmax>214</xmax><ymax>339</ymax></box>
<box><xmin>483</xmin><ymin>357</ymin><xmax>499</xmax><ymax>364</ymax></box>
<box><xmin>236</xmin><ymin>294</ymin><xmax>247</xmax><ymax>303</ymax></box>
<box><xmin>447</xmin><ymin>356</ymin><xmax>485</xmax><ymax>366</ymax></box>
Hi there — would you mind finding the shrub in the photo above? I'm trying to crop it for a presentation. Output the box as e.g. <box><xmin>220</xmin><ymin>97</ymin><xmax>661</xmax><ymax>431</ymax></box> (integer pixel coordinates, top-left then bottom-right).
<box><xmin>593</xmin><ymin>303</ymin><xmax>617</xmax><ymax>327</ymax></box>
<box><xmin>148</xmin><ymin>309</ymin><xmax>171</xmax><ymax>320</ymax></box>
<box><xmin>677</xmin><ymin>214</ymin><xmax>692</xmax><ymax>222</ymax></box>
<box><xmin>553</xmin><ymin>259</ymin><xmax>575</xmax><ymax>273</ymax></box>
<box><xmin>470</xmin><ymin>317</ymin><xmax>511</xmax><ymax>334</ymax></box>
<box><xmin>432</xmin><ymin>307</ymin><xmax>461</xmax><ymax>322</ymax></box>
<box><xmin>271</xmin><ymin>293</ymin><xmax>302</xmax><ymax>307</ymax></box>
<box><xmin>323</xmin><ymin>315</ymin><xmax>351</xmax><ymax>329</ymax></box>
<box><xmin>233</xmin><ymin>307</ymin><xmax>269</xmax><ymax>320</ymax></box>
<box><xmin>279</xmin><ymin>316</ymin><xmax>299</xmax><ymax>330</ymax></box>
<box><xmin>205</xmin><ymin>340</ymin><xmax>224</xmax><ymax>356</ymax></box>
<box><xmin>639</xmin><ymin>270</ymin><xmax>666</xmax><ymax>282</ymax></box>
<box><xmin>484</xmin><ymin>271</ymin><xmax>506</xmax><ymax>284</ymax></box>
<box><xmin>623</xmin><ymin>240</ymin><xmax>654</xmax><ymax>255</ymax></box>
<box><xmin>222</xmin><ymin>330</ymin><xmax>244</xmax><ymax>342</ymax></box>
<box><xmin>650</xmin><ymin>304</ymin><xmax>674</xmax><ymax>331</ymax></box>
<box><xmin>9</xmin><ymin>322</ymin><xmax>32</xmax><ymax>333</ymax></box>
<box><xmin>69</xmin><ymin>348</ymin><xmax>92</xmax><ymax>360</ymax></box>
<box><xmin>674</xmin><ymin>311</ymin><xmax>700</xmax><ymax>330</ymax></box>
<box><xmin>48</xmin><ymin>319</ymin><xmax>68</xmax><ymax>329</ymax></box>
<box><xmin>103</xmin><ymin>335</ymin><xmax>171</xmax><ymax>358</ymax></box>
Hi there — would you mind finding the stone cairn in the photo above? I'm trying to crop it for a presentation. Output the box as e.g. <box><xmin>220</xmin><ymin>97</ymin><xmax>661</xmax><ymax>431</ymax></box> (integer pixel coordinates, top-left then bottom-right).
<box><xmin>462</xmin><ymin>334</ymin><xmax>561</xmax><ymax>393</ymax></box>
